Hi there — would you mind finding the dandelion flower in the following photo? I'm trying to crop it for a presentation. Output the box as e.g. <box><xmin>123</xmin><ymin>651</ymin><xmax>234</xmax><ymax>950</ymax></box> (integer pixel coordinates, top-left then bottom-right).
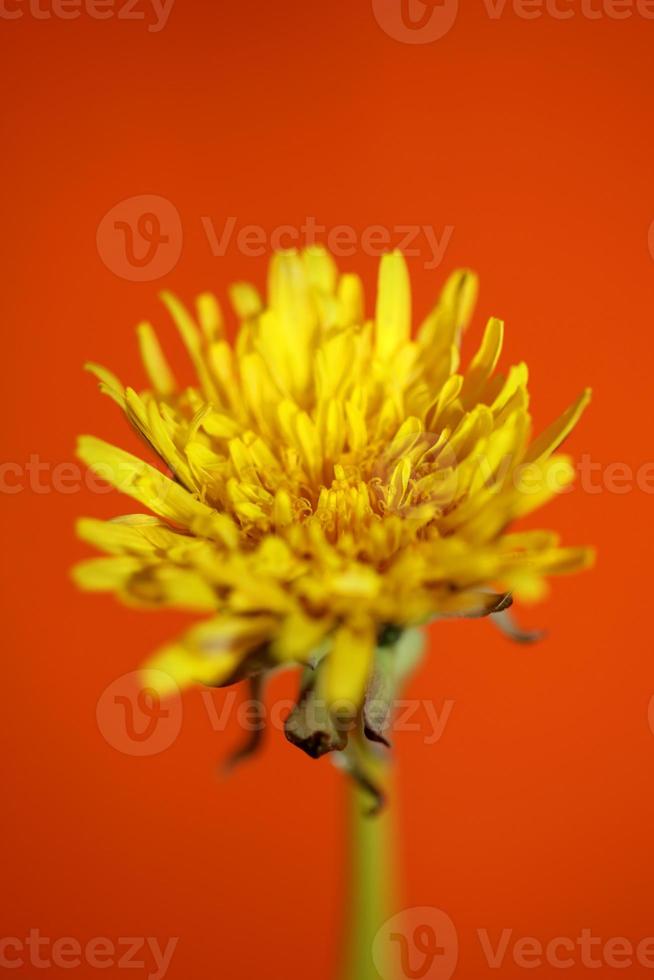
<box><xmin>75</xmin><ymin>248</ymin><xmax>592</xmax><ymax>781</ymax></box>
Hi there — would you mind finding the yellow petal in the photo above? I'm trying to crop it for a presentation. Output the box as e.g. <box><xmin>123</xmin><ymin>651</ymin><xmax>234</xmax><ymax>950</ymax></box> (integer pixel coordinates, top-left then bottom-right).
<box><xmin>77</xmin><ymin>435</ymin><xmax>237</xmax><ymax>547</ymax></box>
<box><xmin>85</xmin><ymin>362</ymin><xmax>126</xmax><ymax>409</ymax></box>
<box><xmin>141</xmin><ymin>615</ymin><xmax>276</xmax><ymax>692</ymax></box>
<box><xmin>136</xmin><ymin>322</ymin><xmax>177</xmax><ymax>397</ymax></box>
<box><xmin>142</xmin><ymin>644</ymin><xmax>239</xmax><ymax>695</ymax></box>
<box><xmin>302</xmin><ymin>244</ymin><xmax>337</xmax><ymax>295</ymax></box>
<box><xmin>418</xmin><ymin>268</ymin><xmax>478</xmax><ymax>349</ymax></box>
<box><xmin>229</xmin><ymin>281</ymin><xmax>262</xmax><ymax>320</ymax></box>
<box><xmin>159</xmin><ymin>290</ymin><xmax>219</xmax><ymax>402</ymax></box>
<box><xmin>324</xmin><ymin>617</ymin><xmax>375</xmax><ymax>713</ymax></box>
<box><xmin>525</xmin><ymin>388</ymin><xmax>592</xmax><ymax>463</ymax></box>
<box><xmin>196</xmin><ymin>292</ymin><xmax>223</xmax><ymax>342</ymax></box>
<box><xmin>461</xmin><ymin>316</ymin><xmax>504</xmax><ymax>406</ymax></box>
<box><xmin>76</xmin><ymin>515</ymin><xmax>175</xmax><ymax>555</ymax></box>
<box><xmin>72</xmin><ymin>556</ymin><xmax>142</xmax><ymax>590</ymax></box>
<box><xmin>375</xmin><ymin>251</ymin><xmax>411</xmax><ymax>360</ymax></box>
<box><xmin>337</xmin><ymin>273</ymin><xmax>365</xmax><ymax>327</ymax></box>
<box><xmin>272</xmin><ymin>612</ymin><xmax>332</xmax><ymax>661</ymax></box>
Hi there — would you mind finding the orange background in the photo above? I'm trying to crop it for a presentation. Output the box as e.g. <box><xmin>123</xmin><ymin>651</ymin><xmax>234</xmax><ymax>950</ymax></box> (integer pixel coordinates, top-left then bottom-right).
<box><xmin>3</xmin><ymin>1</ymin><xmax>654</xmax><ymax>978</ymax></box>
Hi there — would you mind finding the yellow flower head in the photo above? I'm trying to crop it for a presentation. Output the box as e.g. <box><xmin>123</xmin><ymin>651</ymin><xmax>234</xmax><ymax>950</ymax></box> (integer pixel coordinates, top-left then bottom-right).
<box><xmin>75</xmin><ymin>248</ymin><xmax>592</xmax><ymax>759</ymax></box>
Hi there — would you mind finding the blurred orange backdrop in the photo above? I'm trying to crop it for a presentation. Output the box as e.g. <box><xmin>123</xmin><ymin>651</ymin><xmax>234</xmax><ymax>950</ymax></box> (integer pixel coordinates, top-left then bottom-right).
<box><xmin>3</xmin><ymin>1</ymin><xmax>654</xmax><ymax>978</ymax></box>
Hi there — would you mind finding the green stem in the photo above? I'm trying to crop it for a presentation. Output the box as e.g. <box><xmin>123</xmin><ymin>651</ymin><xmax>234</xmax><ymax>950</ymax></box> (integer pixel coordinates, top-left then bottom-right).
<box><xmin>339</xmin><ymin>629</ymin><xmax>426</xmax><ymax>980</ymax></box>
<box><xmin>342</xmin><ymin>756</ymin><xmax>396</xmax><ymax>980</ymax></box>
